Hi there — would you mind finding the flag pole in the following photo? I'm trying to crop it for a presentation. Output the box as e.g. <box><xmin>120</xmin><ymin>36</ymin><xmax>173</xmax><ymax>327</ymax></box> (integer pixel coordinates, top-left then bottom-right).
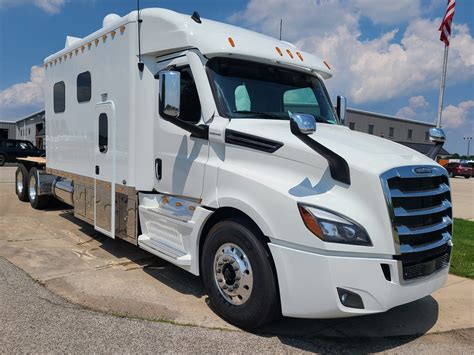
<box><xmin>436</xmin><ymin>43</ymin><xmax>450</xmax><ymax>128</ymax></box>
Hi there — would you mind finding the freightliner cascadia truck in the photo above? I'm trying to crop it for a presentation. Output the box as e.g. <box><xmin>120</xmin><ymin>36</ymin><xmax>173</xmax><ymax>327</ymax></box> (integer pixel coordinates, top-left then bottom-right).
<box><xmin>14</xmin><ymin>8</ymin><xmax>452</xmax><ymax>329</ymax></box>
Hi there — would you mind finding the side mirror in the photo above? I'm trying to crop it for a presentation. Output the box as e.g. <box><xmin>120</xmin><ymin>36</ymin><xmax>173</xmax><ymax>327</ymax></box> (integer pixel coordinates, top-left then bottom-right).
<box><xmin>336</xmin><ymin>95</ymin><xmax>347</xmax><ymax>126</ymax></box>
<box><xmin>290</xmin><ymin>113</ymin><xmax>316</xmax><ymax>136</ymax></box>
<box><xmin>428</xmin><ymin>127</ymin><xmax>446</xmax><ymax>143</ymax></box>
<box><xmin>159</xmin><ymin>71</ymin><xmax>181</xmax><ymax>120</ymax></box>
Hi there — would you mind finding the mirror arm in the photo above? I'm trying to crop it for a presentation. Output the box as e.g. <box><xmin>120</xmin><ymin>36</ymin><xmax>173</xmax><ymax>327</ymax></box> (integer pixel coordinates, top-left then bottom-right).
<box><xmin>162</xmin><ymin>115</ymin><xmax>209</xmax><ymax>140</ymax></box>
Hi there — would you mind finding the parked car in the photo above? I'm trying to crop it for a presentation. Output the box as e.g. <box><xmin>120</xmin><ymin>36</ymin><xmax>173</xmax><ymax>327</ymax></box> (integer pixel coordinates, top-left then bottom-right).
<box><xmin>443</xmin><ymin>162</ymin><xmax>473</xmax><ymax>178</ymax></box>
<box><xmin>0</xmin><ymin>139</ymin><xmax>45</xmax><ymax>166</ymax></box>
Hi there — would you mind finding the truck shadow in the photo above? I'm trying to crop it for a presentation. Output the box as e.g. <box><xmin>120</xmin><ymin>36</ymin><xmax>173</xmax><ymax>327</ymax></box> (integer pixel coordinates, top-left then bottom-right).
<box><xmin>58</xmin><ymin>210</ymin><xmax>440</xmax><ymax>353</ymax></box>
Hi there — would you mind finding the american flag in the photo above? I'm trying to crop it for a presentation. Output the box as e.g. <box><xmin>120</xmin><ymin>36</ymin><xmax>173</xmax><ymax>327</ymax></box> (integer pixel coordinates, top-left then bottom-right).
<box><xmin>439</xmin><ymin>0</ymin><xmax>456</xmax><ymax>46</ymax></box>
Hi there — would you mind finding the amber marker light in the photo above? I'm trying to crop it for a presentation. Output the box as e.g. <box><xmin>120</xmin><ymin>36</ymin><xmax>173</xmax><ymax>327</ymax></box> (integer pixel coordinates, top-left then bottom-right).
<box><xmin>298</xmin><ymin>204</ymin><xmax>324</xmax><ymax>240</ymax></box>
<box><xmin>286</xmin><ymin>49</ymin><xmax>294</xmax><ymax>59</ymax></box>
<box><xmin>228</xmin><ymin>37</ymin><xmax>235</xmax><ymax>47</ymax></box>
<box><xmin>296</xmin><ymin>51</ymin><xmax>304</xmax><ymax>61</ymax></box>
<box><xmin>275</xmin><ymin>47</ymin><xmax>283</xmax><ymax>56</ymax></box>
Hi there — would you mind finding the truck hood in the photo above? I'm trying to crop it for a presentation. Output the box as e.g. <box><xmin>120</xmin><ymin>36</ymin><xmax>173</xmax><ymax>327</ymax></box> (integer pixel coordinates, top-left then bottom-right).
<box><xmin>225</xmin><ymin>119</ymin><xmax>438</xmax><ymax>176</ymax></box>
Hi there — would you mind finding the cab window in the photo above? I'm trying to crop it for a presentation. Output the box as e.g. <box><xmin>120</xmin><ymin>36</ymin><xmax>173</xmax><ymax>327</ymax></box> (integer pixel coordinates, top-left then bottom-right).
<box><xmin>177</xmin><ymin>66</ymin><xmax>201</xmax><ymax>123</ymax></box>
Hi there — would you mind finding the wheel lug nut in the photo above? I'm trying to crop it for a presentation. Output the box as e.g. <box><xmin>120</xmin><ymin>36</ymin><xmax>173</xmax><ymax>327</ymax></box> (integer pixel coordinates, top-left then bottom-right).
<box><xmin>217</xmin><ymin>278</ymin><xmax>223</xmax><ymax>283</ymax></box>
<box><xmin>228</xmin><ymin>286</ymin><xmax>233</xmax><ymax>292</ymax></box>
<box><xmin>222</xmin><ymin>285</ymin><xmax>228</xmax><ymax>289</ymax></box>
<box><xmin>233</xmin><ymin>265</ymin><xmax>239</xmax><ymax>271</ymax></box>
<box><xmin>216</xmin><ymin>268</ymin><xmax>222</xmax><ymax>273</ymax></box>
<box><xmin>234</xmin><ymin>283</ymin><xmax>239</xmax><ymax>288</ymax></box>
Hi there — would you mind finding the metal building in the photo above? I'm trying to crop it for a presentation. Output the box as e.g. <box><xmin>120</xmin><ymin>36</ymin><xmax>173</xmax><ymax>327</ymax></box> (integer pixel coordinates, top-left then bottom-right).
<box><xmin>15</xmin><ymin>110</ymin><xmax>46</xmax><ymax>149</ymax></box>
<box><xmin>346</xmin><ymin>108</ymin><xmax>450</xmax><ymax>155</ymax></box>
<box><xmin>0</xmin><ymin>121</ymin><xmax>17</xmax><ymax>139</ymax></box>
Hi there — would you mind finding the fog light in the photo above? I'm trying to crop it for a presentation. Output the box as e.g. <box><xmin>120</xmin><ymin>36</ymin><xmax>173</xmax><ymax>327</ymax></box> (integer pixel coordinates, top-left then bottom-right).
<box><xmin>337</xmin><ymin>288</ymin><xmax>364</xmax><ymax>309</ymax></box>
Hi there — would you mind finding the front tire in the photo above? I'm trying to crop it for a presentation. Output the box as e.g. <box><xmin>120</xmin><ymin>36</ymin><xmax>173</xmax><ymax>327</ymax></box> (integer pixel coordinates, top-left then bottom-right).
<box><xmin>15</xmin><ymin>165</ymin><xmax>29</xmax><ymax>201</ymax></box>
<box><xmin>0</xmin><ymin>154</ymin><xmax>6</xmax><ymax>166</ymax></box>
<box><xmin>201</xmin><ymin>219</ymin><xmax>279</xmax><ymax>329</ymax></box>
<box><xmin>28</xmin><ymin>167</ymin><xmax>50</xmax><ymax>209</ymax></box>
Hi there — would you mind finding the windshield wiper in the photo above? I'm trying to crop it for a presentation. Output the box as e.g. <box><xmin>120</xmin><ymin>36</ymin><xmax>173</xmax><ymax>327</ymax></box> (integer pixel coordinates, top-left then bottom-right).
<box><xmin>232</xmin><ymin>110</ymin><xmax>284</xmax><ymax>120</ymax></box>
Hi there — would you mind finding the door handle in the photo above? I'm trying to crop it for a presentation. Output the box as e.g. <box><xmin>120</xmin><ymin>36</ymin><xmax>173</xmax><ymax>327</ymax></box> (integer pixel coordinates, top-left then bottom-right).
<box><xmin>95</xmin><ymin>165</ymin><xmax>100</xmax><ymax>175</ymax></box>
<box><xmin>155</xmin><ymin>159</ymin><xmax>162</xmax><ymax>180</ymax></box>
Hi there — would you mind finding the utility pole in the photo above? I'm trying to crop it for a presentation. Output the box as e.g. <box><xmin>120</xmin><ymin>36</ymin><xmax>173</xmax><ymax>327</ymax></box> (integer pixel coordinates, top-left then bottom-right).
<box><xmin>464</xmin><ymin>136</ymin><xmax>472</xmax><ymax>157</ymax></box>
<box><xmin>279</xmin><ymin>19</ymin><xmax>283</xmax><ymax>40</ymax></box>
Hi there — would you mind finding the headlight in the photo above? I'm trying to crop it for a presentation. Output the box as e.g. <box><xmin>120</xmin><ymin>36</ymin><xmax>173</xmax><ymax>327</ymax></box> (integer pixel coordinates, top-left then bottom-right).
<box><xmin>298</xmin><ymin>204</ymin><xmax>372</xmax><ymax>246</ymax></box>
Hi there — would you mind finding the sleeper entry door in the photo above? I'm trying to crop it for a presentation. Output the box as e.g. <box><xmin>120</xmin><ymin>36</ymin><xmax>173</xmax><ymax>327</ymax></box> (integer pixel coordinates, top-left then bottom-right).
<box><xmin>94</xmin><ymin>101</ymin><xmax>116</xmax><ymax>238</ymax></box>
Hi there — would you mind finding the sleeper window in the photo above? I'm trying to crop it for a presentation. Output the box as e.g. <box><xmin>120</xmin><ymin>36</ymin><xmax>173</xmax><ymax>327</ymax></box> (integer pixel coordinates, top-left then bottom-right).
<box><xmin>178</xmin><ymin>66</ymin><xmax>201</xmax><ymax>123</ymax></box>
<box><xmin>98</xmin><ymin>113</ymin><xmax>108</xmax><ymax>153</ymax></box>
<box><xmin>77</xmin><ymin>71</ymin><xmax>92</xmax><ymax>102</ymax></box>
<box><xmin>54</xmin><ymin>81</ymin><xmax>66</xmax><ymax>113</ymax></box>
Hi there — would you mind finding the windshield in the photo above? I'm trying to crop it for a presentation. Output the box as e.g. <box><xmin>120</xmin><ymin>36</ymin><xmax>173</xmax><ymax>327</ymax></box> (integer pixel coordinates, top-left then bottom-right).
<box><xmin>207</xmin><ymin>58</ymin><xmax>338</xmax><ymax>124</ymax></box>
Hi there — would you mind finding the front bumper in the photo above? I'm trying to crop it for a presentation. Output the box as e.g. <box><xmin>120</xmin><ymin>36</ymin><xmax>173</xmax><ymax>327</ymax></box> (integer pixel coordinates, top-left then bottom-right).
<box><xmin>269</xmin><ymin>243</ymin><xmax>449</xmax><ymax>318</ymax></box>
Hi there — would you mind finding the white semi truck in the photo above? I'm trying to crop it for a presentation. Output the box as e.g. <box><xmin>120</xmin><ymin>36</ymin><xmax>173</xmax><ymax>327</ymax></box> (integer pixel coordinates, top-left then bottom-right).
<box><xmin>15</xmin><ymin>8</ymin><xmax>453</xmax><ymax>329</ymax></box>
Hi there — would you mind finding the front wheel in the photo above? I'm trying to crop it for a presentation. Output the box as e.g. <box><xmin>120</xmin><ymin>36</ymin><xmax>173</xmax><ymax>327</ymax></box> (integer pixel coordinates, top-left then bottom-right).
<box><xmin>201</xmin><ymin>219</ymin><xmax>280</xmax><ymax>329</ymax></box>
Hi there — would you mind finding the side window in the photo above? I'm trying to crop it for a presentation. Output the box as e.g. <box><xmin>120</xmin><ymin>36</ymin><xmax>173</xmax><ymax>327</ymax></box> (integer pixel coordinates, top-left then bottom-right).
<box><xmin>77</xmin><ymin>71</ymin><xmax>91</xmax><ymax>103</ymax></box>
<box><xmin>284</xmin><ymin>87</ymin><xmax>320</xmax><ymax>117</ymax></box>
<box><xmin>54</xmin><ymin>81</ymin><xmax>66</xmax><ymax>113</ymax></box>
<box><xmin>407</xmin><ymin>129</ymin><xmax>413</xmax><ymax>140</ymax></box>
<box><xmin>178</xmin><ymin>66</ymin><xmax>201</xmax><ymax>123</ymax></box>
<box><xmin>368</xmin><ymin>124</ymin><xmax>374</xmax><ymax>135</ymax></box>
<box><xmin>98</xmin><ymin>113</ymin><xmax>108</xmax><ymax>153</ymax></box>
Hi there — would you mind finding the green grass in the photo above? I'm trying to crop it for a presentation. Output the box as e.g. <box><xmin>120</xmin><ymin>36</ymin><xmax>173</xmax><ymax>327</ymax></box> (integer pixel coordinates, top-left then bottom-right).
<box><xmin>450</xmin><ymin>218</ymin><xmax>474</xmax><ymax>279</ymax></box>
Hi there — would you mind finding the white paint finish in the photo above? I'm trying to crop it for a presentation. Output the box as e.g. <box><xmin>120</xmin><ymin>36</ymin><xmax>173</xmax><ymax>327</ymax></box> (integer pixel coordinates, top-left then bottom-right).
<box><xmin>269</xmin><ymin>243</ymin><xmax>448</xmax><ymax>318</ymax></box>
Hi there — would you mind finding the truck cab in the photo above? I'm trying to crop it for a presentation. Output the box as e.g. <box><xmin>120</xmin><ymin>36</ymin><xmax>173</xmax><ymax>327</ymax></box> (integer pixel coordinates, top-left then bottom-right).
<box><xmin>17</xmin><ymin>8</ymin><xmax>452</xmax><ymax>329</ymax></box>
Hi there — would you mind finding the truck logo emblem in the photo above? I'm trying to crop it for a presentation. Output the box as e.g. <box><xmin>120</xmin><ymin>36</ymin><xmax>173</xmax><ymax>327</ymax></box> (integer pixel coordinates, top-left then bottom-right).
<box><xmin>413</xmin><ymin>167</ymin><xmax>433</xmax><ymax>174</ymax></box>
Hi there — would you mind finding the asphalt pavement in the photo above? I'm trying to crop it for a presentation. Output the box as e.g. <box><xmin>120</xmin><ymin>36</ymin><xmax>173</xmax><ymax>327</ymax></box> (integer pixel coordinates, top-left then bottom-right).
<box><xmin>1</xmin><ymin>257</ymin><xmax>472</xmax><ymax>354</ymax></box>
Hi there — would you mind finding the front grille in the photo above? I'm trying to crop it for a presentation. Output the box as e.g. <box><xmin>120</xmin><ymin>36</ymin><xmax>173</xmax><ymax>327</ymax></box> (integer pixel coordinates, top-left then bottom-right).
<box><xmin>381</xmin><ymin>166</ymin><xmax>452</xmax><ymax>282</ymax></box>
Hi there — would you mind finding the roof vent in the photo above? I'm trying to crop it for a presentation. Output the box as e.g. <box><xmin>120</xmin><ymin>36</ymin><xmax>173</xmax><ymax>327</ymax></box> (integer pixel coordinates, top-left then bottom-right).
<box><xmin>64</xmin><ymin>36</ymin><xmax>81</xmax><ymax>48</ymax></box>
<box><xmin>103</xmin><ymin>13</ymin><xmax>121</xmax><ymax>28</ymax></box>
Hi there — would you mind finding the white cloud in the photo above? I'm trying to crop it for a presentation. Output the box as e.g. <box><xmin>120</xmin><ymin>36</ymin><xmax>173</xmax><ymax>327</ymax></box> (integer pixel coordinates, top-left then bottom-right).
<box><xmin>442</xmin><ymin>100</ymin><xmax>474</xmax><ymax>128</ymax></box>
<box><xmin>396</xmin><ymin>95</ymin><xmax>430</xmax><ymax>119</ymax></box>
<box><xmin>355</xmin><ymin>0</ymin><xmax>421</xmax><ymax>25</ymax></box>
<box><xmin>0</xmin><ymin>0</ymin><xmax>65</xmax><ymax>14</ymax></box>
<box><xmin>0</xmin><ymin>65</ymin><xmax>45</xmax><ymax>109</ymax></box>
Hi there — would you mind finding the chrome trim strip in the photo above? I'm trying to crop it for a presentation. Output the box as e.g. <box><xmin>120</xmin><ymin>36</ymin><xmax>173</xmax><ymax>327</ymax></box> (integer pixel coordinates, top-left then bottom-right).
<box><xmin>394</xmin><ymin>200</ymin><xmax>451</xmax><ymax>217</ymax></box>
<box><xmin>397</xmin><ymin>216</ymin><xmax>452</xmax><ymax>236</ymax></box>
<box><xmin>389</xmin><ymin>183</ymin><xmax>449</xmax><ymax>198</ymax></box>
<box><xmin>399</xmin><ymin>233</ymin><xmax>452</xmax><ymax>254</ymax></box>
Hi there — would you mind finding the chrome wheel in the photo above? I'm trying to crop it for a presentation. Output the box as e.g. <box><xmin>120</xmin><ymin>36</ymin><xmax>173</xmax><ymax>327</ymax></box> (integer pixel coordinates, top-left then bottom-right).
<box><xmin>16</xmin><ymin>169</ymin><xmax>24</xmax><ymax>195</ymax></box>
<box><xmin>29</xmin><ymin>175</ymin><xmax>37</xmax><ymax>202</ymax></box>
<box><xmin>213</xmin><ymin>243</ymin><xmax>253</xmax><ymax>305</ymax></box>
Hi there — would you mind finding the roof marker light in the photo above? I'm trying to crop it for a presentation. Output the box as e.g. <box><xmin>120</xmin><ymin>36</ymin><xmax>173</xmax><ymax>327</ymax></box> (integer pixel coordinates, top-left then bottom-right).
<box><xmin>75</xmin><ymin>49</ymin><xmax>79</xmax><ymax>55</ymax></box>
<box><xmin>87</xmin><ymin>42</ymin><xmax>92</xmax><ymax>49</ymax></box>
<box><xmin>323</xmin><ymin>60</ymin><xmax>331</xmax><ymax>70</ymax></box>
<box><xmin>275</xmin><ymin>47</ymin><xmax>283</xmax><ymax>56</ymax></box>
<box><xmin>111</xmin><ymin>30</ymin><xmax>117</xmax><ymax>38</ymax></box>
<box><xmin>120</xmin><ymin>25</ymin><xmax>126</xmax><ymax>34</ymax></box>
<box><xmin>228</xmin><ymin>37</ymin><xmax>235</xmax><ymax>47</ymax></box>
<box><xmin>81</xmin><ymin>46</ymin><xmax>85</xmax><ymax>52</ymax></box>
<box><xmin>95</xmin><ymin>39</ymin><xmax>99</xmax><ymax>46</ymax></box>
<box><xmin>45</xmin><ymin>63</ymin><xmax>48</xmax><ymax>69</ymax></box>
<box><xmin>69</xmin><ymin>53</ymin><xmax>73</xmax><ymax>58</ymax></box>
<box><xmin>296</xmin><ymin>51</ymin><xmax>304</xmax><ymax>61</ymax></box>
<box><xmin>286</xmin><ymin>49</ymin><xmax>294</xmax><ymax>59</ymax></box>
<box><xmin>102</xmin><ymin>35</ymin><xmax>107</xmax><ymax>42</ymax></box>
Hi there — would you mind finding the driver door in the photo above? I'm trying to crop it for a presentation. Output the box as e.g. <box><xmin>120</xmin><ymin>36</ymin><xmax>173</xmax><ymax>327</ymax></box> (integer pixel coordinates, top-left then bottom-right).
<box><xmin>154</xmin><ymin>57</ymin><xmax>209</xmax><ymax>199</ymax></box>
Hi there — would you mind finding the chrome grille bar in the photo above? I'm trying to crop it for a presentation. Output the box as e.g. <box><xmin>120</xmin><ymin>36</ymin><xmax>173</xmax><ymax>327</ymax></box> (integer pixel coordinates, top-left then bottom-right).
<box><xmin>389</xmin><ymin>183</ymin><xmax>449</xmax><ymax>198</ymax></box>
<box><xmin>397</xmin><ymin>216</ymin><xmax>452</xmax><ymax>236</ymax></box>
<box><xmin>393</xmin><ymin>200</ymin><xmax>451</xmax><ymax>217</ymax></box>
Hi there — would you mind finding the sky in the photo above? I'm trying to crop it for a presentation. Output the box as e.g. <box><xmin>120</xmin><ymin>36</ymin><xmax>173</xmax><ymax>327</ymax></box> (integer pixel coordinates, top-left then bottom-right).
<box><xmin>0</xmin><ymin>0</ymin><xmax>473</xmax><ymax>154</ymax></box>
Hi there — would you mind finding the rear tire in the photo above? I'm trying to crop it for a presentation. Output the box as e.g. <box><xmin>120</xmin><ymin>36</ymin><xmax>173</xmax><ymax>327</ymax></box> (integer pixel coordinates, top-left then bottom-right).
<box><xmin>28</xmin><ymin>167</ymin><xmax>50</xmax><ymax>209</ymax></box>
<box><xmin>15</xmin><ymin>165</ymin><xmax>29</xmax><ymax>202</ymax></box>
<box><xmin>201</xmin><ymin>218</ymin><xmax>280</xmax><ymax>329</ymax></box>
<box><xmin>0</xmin><ymin>154</ymin><xmax>6</xmax><ymax>166</ymax></box>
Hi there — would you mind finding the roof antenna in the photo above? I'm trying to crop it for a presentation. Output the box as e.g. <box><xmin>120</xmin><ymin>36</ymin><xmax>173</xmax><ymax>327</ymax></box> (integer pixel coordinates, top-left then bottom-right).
<box><xmin>191</xmin><ymin>11</ymin><xmax>202</xmax><ymax>24</ymax></box>
<box><xmin>279</xmin><ymin>19</ymin><xmax>283</xmax><ymax>40</ymax></box>
<box><xmin>137</xmin><ymin>0</ymin><xmax>144</xmax><ymax>72</ymax></box>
